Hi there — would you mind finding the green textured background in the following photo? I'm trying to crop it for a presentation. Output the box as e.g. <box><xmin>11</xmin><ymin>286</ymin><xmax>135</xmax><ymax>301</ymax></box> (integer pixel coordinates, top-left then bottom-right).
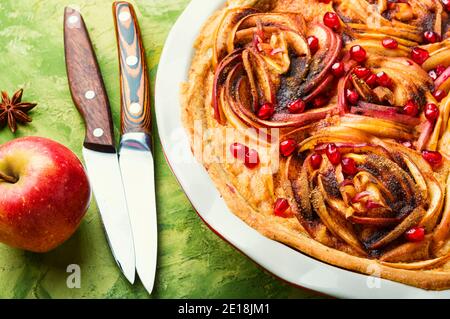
<box><xmin>0</xmin><ymin>0</ymin><xmax>320</xmax><ymax>298</ymax></box>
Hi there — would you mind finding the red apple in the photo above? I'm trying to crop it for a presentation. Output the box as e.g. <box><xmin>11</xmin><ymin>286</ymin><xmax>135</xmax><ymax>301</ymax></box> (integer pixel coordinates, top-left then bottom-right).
<box><xmin>0</xmin><ymin>137</ymin><xmax>90</xmax><ymax>252</ymax></box>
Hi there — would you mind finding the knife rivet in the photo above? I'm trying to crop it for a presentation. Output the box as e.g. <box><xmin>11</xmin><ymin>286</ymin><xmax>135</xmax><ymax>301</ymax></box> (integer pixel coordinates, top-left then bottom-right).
<box><xmin>129</xmin><ymin>103</ymin><xmax>142</xmax><ymax>115</ymax></box>
<box><xmin>126</xmin><ymin>56</ymin><xmax>138</xmax><ymax>67</ymax></box>
<box><xmin>119</xmin><ymin>11</ymin><xmax>131</xmax><ymax>22</ymax></box>
<box><xmin>85</xmin><ymin>90</ymin><xmax>96</xmax><ymax>100</ymax></box>
<box><xmin>93</xmin><ymin>128</ymin><xmax>104</xmax><ymax>138</ymax></box>
<box><xmin>68</xmin><ymin>15</ymin><xmax>79</xmax><ymax>25</ymax></box>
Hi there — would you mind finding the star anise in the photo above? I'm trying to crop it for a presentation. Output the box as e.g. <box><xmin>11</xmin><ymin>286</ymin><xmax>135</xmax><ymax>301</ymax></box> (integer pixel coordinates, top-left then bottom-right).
<box><xmin>0</xmin><ymin>89</ymin><xmax>37</xmax><ymax>133</ymax></box>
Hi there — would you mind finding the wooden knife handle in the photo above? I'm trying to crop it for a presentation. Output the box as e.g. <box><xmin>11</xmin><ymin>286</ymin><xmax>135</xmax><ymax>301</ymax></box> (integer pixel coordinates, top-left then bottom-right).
<box><xmin>113</xmin><ymin>1</ymin><xmax>152</xmax><ymax>136</ymax></box>
<box><xmin>64</xmin><ymin>7</ymin><xmax>116</xmax><ymax>153</ymax></box>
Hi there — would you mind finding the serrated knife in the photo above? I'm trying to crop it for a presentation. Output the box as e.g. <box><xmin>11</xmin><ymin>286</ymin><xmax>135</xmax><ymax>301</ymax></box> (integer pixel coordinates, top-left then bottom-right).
<box><xmin>113</xmin><ymin>2</ymin><xmax>158</xmax><ymax>294</ymax></box>
<box><xmin>63</xmin><ymin>7</ymin><xmax>136</xmax><ymax>284</ymax></box>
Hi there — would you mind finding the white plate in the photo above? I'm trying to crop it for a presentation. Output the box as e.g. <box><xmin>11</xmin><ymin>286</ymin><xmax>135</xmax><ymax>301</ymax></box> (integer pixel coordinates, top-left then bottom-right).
<box><xmin>155</xmin><ymin>0</ymin><xmax>450</xmax><ymax>299</ymax></box>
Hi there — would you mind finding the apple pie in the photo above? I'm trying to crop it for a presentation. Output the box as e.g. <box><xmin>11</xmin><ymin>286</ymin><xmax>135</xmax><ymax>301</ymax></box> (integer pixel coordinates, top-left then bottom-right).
<box><xmin>181</xmin><ymin>0</ymin><xmax>450</xmax><ymax>290</ymax></box>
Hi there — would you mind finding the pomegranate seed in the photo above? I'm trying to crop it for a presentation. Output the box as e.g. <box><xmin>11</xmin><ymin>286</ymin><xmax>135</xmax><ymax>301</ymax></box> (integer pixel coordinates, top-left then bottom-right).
<box><xmin>382</xmin><ymin>37</ymin><xmax>398</xmax><ymax>49</ymax></box>
<box><xmin>313</xmin><ymin>96</ymin><xmax>329</xmax><ymax>108</ymax></box>
<box><xmin>429</xmin><ymin>70</ymin><xmax>438</xmax><ymax>81</ymax></box>
<box><xmin>244</xmin><ymin>149</ymin><xmax>260</xmax><ymax>169</ymax></box>
<box><xmin>403</xmin><ymin>100</ymin><xmax>419</xmax><ymax>117</ymax></box>
<box><xmin>425</xmin><ymin>103</ymin><xmax>440</xmax><ymax>122</ymax></box>
<box><xmin>436</xmin><ymin>65</ymin><xmax>446</xmax><ymax>76</ymax></box>
<box><xmin>318</xmin><ymin>0</ymin><xmax>331</xmax><ymax>3</ymax></box>
<box><xmin>274</xmin><ymin>198</ymin><xmax>290</xmax><ymax>217</ymax></box>
<box><xmin>411</xmin><ymin>47</ymin><xmax>429</xmax><ymax>65</ymax></box>
<box><xmin>230</xmin><ymin>143</ymin><xmax>260</xmax><ymax>169</ymax></box>
<box><xmin>307</xmin><ymin>36</ymin><xmax>319</xmax><ymax>54</ymax></box>
<box><xmin>323</xmin><ymin>12</ymin><xmax>340</xmax><ymax>30</ymax></box>
<box><xmin>331</xmin><ymin>61</ymin><xmax>345</xmax><ymax>77</ymax></box>
<box><xmin>341</xmin><ymin>157</ymin><xmax>358</xmax><ymax>175</ymax></box>
<box><xmin>365</xmin><ymin>74</ymin><xmax>378</xmax><ymax>88</ymax></box>
<box><xmin>422</xmin><ymin>150</ymin><xmax>443</xmax><ymax>168</ymax></box>
<box><xmin>353</xmin><ymin>66</ymin><xmax>371</xmax><ymax>79</ymax></box>
<box><xmin>424</xmin><ymin>31</ymin><xmax>441</xmax><ymax>44</ymax></box>
<box><xmin>405</xmin><ymin>227</ymin><xmax>425</xmax><ymax>242</ymax></box>
<box><xmin>350</xmin><ymin>45</ymin><xmax>367</xmax><ymax>62</ymax></box>
<box><xmin>288</xmin><ymin>99</ymin><xmax>306</xmax><ymax>114</ymax></box>
<box><xmin>230</xmin><ymin>143</ymin><xmax>248</xmax><ymax>159</ymax></box>
<box><xmin>346</xmin><ymin>89</ymin><xmax>359</xmax><ymax>105</ymax></box>
<box><xmin>326</xmin><ymin>143</ymin><xmax>341</xmax><ymax>165</ymax></box>
<box><xmin>310</xmin><ymin>153</ymin><xmax>323</xmax><ymax>169</ymax></box>
<box><xmin>376</xmin><ymin>71</ymin><xmax>392</xmax><ymax>88</ymax></box>
<box><xmin>280</xmin><ymin>139</ymin><xmax>297</xmax><ymax>157</ymax></box>
<box><xmin>443</xmin><ymin>0</ymin><xmax>450</xmax><ymax>12</ymax></box>
<box><xmin>258</xmin><ymin>103</ymin><xmax>275</xmax><ymax>119</ymax></box>
<box><xmin>434</xmin><ymin>89</ymin><xmax>447</xmax><ymax>102</ymax></box>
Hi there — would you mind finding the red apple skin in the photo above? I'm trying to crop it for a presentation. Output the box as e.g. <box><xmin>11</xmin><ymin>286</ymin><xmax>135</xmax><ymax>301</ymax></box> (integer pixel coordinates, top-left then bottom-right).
<box><xmin>0</xmin><ymin>137</ymin><xmax>91</xmax><ymax>252</ymax></box>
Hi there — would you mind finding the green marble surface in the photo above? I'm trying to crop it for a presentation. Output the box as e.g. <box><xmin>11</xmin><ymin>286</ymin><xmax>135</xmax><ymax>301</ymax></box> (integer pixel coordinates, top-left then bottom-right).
<box><xmin>0</xmin><ymin>0</ymin><xmax>320</xmax><ymax>298</ymax></box>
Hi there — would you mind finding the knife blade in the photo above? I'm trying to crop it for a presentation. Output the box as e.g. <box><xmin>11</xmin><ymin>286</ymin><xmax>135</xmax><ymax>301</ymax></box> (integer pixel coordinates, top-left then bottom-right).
<box><xmin>64</xmin><ymin>7</ymin><xmax>136</xmax><ymax>284</ymax></box>
<box><xmin>113</xmin><ymin>1</ymin><xmax>158</xmax><ymax>294</ymax></box>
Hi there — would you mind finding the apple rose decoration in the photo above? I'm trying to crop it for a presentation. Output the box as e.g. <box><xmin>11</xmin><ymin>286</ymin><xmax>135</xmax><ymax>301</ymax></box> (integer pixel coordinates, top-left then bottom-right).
<box><xmin>334</xmin><ymin>0</ymin><xmax>443</xmax><ymax>48</ymax></box>
<box><xmin>277</xmin><ymin>127</ymin><xmax>450</xmax><ymax>268</ymax></box>
<box><xmin>211</xmin><ymin>9</ymin><xmax>343</xmax><ymax>128</ymax></box>
<box><xmin>337</xmin><ymin>54</ymin><xmax>436</xmax><ymax>142</ymax></box>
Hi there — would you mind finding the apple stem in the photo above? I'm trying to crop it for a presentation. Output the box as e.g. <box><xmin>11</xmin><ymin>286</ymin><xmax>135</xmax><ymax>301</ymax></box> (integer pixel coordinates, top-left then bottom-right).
<box><xmin>0</xmin><ymin>171</ymin><xmax>18</xmax><ymax>184</ymax></box>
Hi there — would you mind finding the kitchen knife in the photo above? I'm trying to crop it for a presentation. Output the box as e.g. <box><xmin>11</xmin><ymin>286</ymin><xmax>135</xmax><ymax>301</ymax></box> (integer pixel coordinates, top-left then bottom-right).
<box><xmin>64</xmin><ymin>7</ymin><xmax>136</xmax><ymax>284</ymax></box>
<box><xmin>113</xmin><ymin>1</ymin><xmax>158</xmax><ymax>294</ymax></box>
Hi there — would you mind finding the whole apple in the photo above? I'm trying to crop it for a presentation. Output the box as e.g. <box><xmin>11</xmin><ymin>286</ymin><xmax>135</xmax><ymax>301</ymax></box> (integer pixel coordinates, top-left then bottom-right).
<box><xmin>0</xmin><ymin>136</ymin><xmax>91</xmax><ymax>252</ymax></box>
